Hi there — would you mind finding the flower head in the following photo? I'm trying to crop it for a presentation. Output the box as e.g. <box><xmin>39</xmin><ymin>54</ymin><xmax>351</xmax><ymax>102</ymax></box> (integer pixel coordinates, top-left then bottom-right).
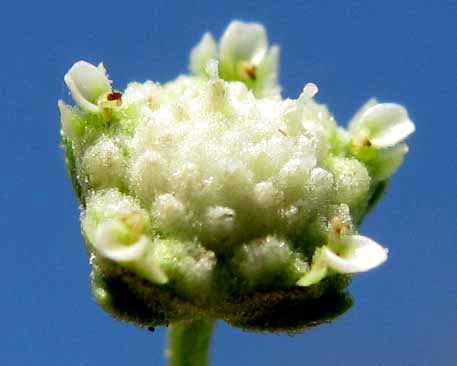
<box><xmin>59</xmin><ymin>21</ymin><xmax>414</xmax><ymax>332</ymax></box>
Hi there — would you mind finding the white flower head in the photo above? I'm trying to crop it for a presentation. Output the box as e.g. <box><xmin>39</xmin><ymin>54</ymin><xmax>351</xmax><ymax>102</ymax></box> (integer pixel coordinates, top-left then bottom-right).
<box><xmin>64</xmin><ymin>61</ymin><xmax>112</xmax><ymax>113</ymax></box>
<box><xmin>351</xmin><ymin>103</ymin><xmax>415</xmax><ymax>148</ymax></box>
<box><xmin>61</xmin><ymin>22</ymin><xmax>416</xmax><ymax>330</ymax></box>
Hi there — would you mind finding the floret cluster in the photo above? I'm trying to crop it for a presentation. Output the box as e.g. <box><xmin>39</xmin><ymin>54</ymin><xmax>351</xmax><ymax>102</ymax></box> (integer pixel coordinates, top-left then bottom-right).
<box><xmin>59</xmin><ymin>21</ymin><xmax>414</xmax><ymax>330</ymax></box>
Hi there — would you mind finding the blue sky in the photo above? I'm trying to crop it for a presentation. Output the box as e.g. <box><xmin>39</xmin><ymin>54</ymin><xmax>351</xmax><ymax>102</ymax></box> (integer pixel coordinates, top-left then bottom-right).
<box><xmin>1</xmin><ymin>0</ymin><xmax>456</xmax><ymax>365</ymax></box>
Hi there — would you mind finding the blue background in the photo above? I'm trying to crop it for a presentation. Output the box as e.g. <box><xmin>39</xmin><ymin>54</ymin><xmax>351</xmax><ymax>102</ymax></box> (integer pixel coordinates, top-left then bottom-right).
<box><xmin>1</xmin><ymin>1</ymin><xmax>456</xmax><ymax>365</ymax></box>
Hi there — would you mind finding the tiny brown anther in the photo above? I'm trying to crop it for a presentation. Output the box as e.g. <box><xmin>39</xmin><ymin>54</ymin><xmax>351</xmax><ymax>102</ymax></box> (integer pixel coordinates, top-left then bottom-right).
<box><xmin>107</xmin><ymin>91</ymin><xmax>123</xmax><ymax>101</ymax></box>
<box><xmin>361</xmin><ymin>137</ymin><xmax>372</xmax><ymax>147</ymax></box>
<box><xmin>244</xmin><ymin>64</ymin><xmax>257</xmax><ymax>80</ymax></box>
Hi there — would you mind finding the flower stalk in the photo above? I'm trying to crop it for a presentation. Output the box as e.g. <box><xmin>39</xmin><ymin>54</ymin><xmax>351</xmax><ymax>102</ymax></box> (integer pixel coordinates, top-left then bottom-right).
<box><xmin>168</xmin><ymin>320</ymin><xmax>215</xmax><ymax>366</ymax></box>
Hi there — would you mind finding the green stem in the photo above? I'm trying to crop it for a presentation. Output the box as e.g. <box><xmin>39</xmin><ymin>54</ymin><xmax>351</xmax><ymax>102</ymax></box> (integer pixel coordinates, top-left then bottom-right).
<box><xmin>167</xmin><ymin>319</ymin><xmax>215</xmax><ymax>366</ymax></box>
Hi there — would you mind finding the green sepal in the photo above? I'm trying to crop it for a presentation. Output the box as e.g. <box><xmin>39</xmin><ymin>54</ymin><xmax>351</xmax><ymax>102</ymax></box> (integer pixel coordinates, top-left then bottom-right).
<box><xmin>365</xmin><ymin>180</ymin><xmax>389</xmax><ymax>216</ymax></box>
<box><xmin>62</xmin><ymin>135</ymin><xmax>84</xmax><ymax>206</ymax></box>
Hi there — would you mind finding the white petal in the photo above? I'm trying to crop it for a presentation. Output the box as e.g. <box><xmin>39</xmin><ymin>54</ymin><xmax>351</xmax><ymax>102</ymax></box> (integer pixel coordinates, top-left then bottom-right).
<box><xmin>64</xmin><ymin>61</ymin><xmax>112</xmax><ymax>113</ymax></box>
<box><xmin>58</xmin><ymin>100</ymin><xmax>81</xmax><ymax>139</ymax></box>
<box><xmin>254</xmin><ymin>45</ymin><xmax>281</xmax><ymax>97</ymax></box>
<box><xmin>356</xmin><ymin>103</ymin><xmax>415</xmax><ymax>147</ymax></box>
<box><xmin>321</xmin><ymin>235</ymin><xmax>388</xmax><ymax>273</ymax></box>
<box><xmin>190</xmin><ymin>33</ymin><xmax>218</xmax><ymax>76</ymax></box>
<box><xmin>94</xmin><ymin>220</ymin><xmax>148</xmax><ymax>262</ymax></box>
<box><xmin>348</xmin><ymin>98</ymin><xmax>378</xmax><ymax>130</ymax></box>
<box><xmin>296</xmin><ymin>262</ymin><xmax>327</xmax><ymax>286</ymax></box>
<box><xmin>220</xmin><ymin>20</ymin><xmax>268</xmax><ymax>67</ymax></box>
<box><xmin>258</xmin><ymin>45</ymin><xmax>279</xmax><ymax>77</ymax></box>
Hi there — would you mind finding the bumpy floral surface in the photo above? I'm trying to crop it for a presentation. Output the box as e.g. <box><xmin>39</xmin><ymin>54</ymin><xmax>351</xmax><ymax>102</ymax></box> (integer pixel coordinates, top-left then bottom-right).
<box><xmin>59</xmin><ymin>21</ymin><xmax>414</xmax><ymax>331</ymax></box>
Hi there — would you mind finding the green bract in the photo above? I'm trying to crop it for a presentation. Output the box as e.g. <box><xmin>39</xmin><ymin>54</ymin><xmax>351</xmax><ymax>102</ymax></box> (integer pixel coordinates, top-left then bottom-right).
<box><xmin>59</xmin><ymin>21</ymin><xmax>414</xmax><ymax>332</ymax></box>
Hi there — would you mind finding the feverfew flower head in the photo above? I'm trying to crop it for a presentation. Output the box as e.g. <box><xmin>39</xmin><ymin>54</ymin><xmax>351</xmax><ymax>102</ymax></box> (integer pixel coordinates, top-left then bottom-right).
<box><xmin>59</xmin><ymin>21</ymin><xmax>414</xmax><ymax>332</ymax></box>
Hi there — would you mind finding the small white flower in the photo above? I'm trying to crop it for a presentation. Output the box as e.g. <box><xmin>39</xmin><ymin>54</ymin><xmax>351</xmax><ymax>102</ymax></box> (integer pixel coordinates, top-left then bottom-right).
<box><xmin>94</xmin><ymin>220</ymin><xmax>149</xmax><ymax>262</ymax></box>
<box><xmin>322</xmin><ymin>234</ymin><xmax>388</xmax><ymax>273</ymax></box>
<box><xmin>94</xmin><ymin>219</ymin><xmax>168</xmax><ymax>284</ymax></box>
<box><xmin>350</xmin><ymin>103</ymin><xmax>415</xmax><ymax>148</ymax></box>
<box><xmin>219</xmin><ymin>20</ymin><xmax>268</xmax><ymax>72</ymax></box>
<box><xmin>297</xmin><ymin>233</ymin><xmax>388</xmax><ymax>286</ymax></box>
<box><xmin>64</xmin><ymin>61</ymin><xmax>112</xmax><ymax>113</ymax></box>
<box><xmin>189</xmin><ymin>21</ymin><xmax>280</xmax><ymax>97</ymax></box>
